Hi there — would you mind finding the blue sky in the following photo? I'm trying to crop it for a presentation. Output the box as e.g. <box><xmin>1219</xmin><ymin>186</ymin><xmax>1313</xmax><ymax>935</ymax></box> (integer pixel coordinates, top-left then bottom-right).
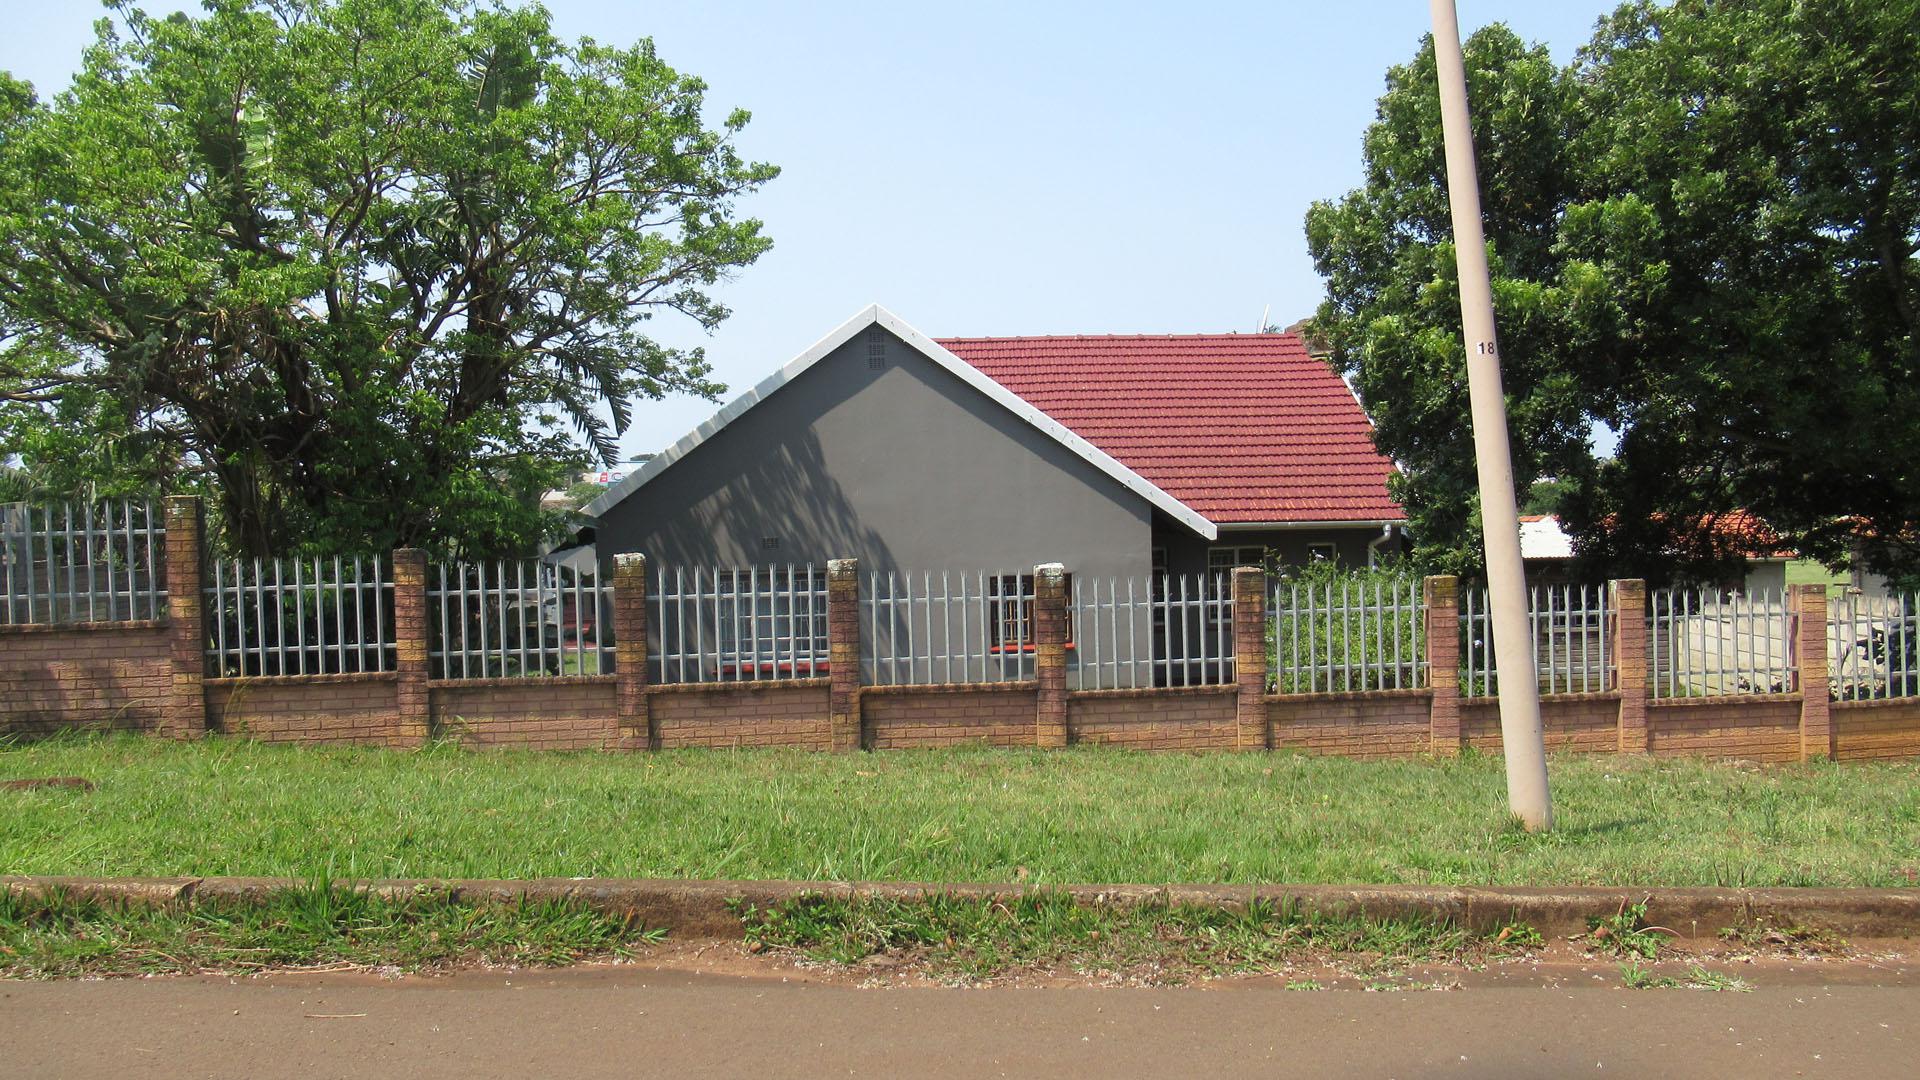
<box><xmin>2</xmin><ymin>1</ymin><xmax>1610</xmax><ymax>462</ymax></box>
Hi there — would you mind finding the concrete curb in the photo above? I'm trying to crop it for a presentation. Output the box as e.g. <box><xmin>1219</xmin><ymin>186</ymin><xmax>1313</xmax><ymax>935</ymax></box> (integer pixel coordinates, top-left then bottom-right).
<box><xmin>5</xmin><ymin>875</ymin><xmax>1918</xmax><ymax>940</ymax></box>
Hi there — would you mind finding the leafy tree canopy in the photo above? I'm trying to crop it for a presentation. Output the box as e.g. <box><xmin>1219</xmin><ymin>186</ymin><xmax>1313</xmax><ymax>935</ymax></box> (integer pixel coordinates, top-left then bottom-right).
<box><xmin>0</xmin><ymin>0</ymin><xmax>776</xmax><ymax>557</ymax></box>
<box><xmin>1307</xmin><ymin>0</ymin><xmax>1919</xmax><ymax>587</ymax></box>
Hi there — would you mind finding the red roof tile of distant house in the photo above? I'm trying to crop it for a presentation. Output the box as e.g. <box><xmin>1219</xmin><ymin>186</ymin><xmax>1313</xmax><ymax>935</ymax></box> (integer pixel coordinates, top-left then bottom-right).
<box><xmin>1523</xmin><ymin>510</ymin><xmax>1798</xmax><ymax>561</ymax></box>
<box><xmin>936</xmin><ymin>333</ymin><xmax>1402</xmax><ymax>525</ymax></box>
<box><xmin>1690</xmin><ymin>510</ymin><xmax>1797</xmax><ymax>559</ymax></box>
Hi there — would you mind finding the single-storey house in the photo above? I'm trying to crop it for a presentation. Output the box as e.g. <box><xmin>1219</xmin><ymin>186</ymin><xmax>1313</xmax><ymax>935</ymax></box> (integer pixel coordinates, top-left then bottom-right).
<box><xmin>588</xmin><ymin>305</ymin><xmax>1405</xmax><ymax>583</ymax></box>
<box><xmin>1520</xmin><ymin>511</ymin><xmax>1795</xmax><ymax>593</ymax></box>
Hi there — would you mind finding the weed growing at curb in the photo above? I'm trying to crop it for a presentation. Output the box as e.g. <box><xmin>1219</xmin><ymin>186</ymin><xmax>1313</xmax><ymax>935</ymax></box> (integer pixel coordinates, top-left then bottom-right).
<box><xmin>1585</xmin><ymin>902</ymin><xmax>1670</xmax><ymax>959</ymax></box>
<box><xmin>1619</xmin><ymin>961</ymin><xmax>1752</xmax><ymax>992</ymax></box>
<box><xmin>0</xmin><ymin>882</ymin><xmax>666</xmax><ymax>979</ymax></box>
<box><xmin>1717</xmin><ymin>922</ymin><xmax>1848</xmax><ymax>955</ymax></box>
<box><xmin>1682</xmin><ymin>965</ymin><xmax>1753</xmax><ymax>992</ymax></box>
<box><xmin>1491</xmin><ymin>920</ymin><xmax>1545</xmax><ymax>949</ymax></box>
<box><xmin>1619</xmin><ymin>961</ymin><xmax>1679</xmax><ymax>989</ymax></box>
<box><xmin>731</xmin><ymin>891</ymin><xmax>1526</xmax><ymax>985</ymax></box>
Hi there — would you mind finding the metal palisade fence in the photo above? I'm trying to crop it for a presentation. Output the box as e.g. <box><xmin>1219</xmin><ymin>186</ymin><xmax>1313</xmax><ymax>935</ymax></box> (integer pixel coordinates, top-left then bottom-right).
<box><xmin>1460</xmin><ymin>584</ymin><xmax>1612</xmax><ymax>697</ymax></box>
<box><xmin>865</xmin><ymin>570</ymin><xmax>1037</xmax><ymax>685</ymax></box>
<box><xmin>1829</xmin><ymin>591</ymin><xmax>1918</xmax><ymax>701</ymax></box>
<box><xmin>1270</xmin><ymin>576</ymin><xmax>1424</xmax><ymax>694</ymax></box>
<box><xmin>1647</xmin><ymin>587</ymin><xmax>1792</xmax><ymax>697</ymax></box>
<box><xmin>0</xmin><ymin>497</ymin><xmax>166</xmax><ymax>625</ymax></box>
<box><xmin>432</xmin><ymin>559</ymin><xmax>614</xmax><ymax>678</ymax></box>
<box><xmin>1072</xmin><ymin>573</ymin><xmax>1235</xmax><ymax>689</ymax></box>
<box><xmin>205</xmin><ymin>555</ymin><xmax>394</xmax><ymax>676</ymax></box>
<box><xmin>652</xmin><ymin>565</ymin><xmax>829</xmax><ymax>683</ymax></box>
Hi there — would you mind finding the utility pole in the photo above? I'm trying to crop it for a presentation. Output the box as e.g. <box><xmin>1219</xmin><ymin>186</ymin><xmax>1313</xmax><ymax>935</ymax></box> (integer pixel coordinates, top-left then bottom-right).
<box><xmin>1428</xmin><ymin>0</ymin><xmax>1553</xmax><ymax>831</ymax></box>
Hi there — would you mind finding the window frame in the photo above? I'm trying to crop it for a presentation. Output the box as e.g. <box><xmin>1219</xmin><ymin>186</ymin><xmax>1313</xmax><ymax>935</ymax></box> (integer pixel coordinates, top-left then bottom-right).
<box><xmin>715</xmin><ymin>567</ymin><xmax>830</xmax><ymax>677</ymax></box>
<box><xmin>987</xmin><ymin>572</ymin><xmax>1074</xmax><ymax>652</ymax></box>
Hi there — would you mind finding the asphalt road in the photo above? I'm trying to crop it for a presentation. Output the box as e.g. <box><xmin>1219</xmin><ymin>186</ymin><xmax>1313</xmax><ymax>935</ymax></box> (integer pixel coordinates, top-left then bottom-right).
<box><xmin>6</xmin><ymin>964</ymin><xmax>1917</xmax><ymax>1078</ymax></box>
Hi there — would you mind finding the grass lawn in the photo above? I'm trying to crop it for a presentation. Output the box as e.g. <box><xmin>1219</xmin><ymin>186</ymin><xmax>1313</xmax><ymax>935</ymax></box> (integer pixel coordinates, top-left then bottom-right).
<box><xmin>0</xmin><ymin>881</ymin><xmax>659</xmax><ymax>978</ymax></box>
<box><xmin>3</xmin><ymin>734</ymin><xmax>1919</xmax><ymax>888</ymax></box>
<box><xmin>1785</xmin><ymin>558</ymin><xmax>1849</xmax><ymax>593</ymax></box>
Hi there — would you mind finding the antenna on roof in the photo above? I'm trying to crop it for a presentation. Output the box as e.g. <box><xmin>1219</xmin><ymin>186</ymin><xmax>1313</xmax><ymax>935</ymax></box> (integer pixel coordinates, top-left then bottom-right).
<box><xmin>1257</xmin><ymin>303</ymin><xmax>1270</xmax><ymax>334</ymax></box>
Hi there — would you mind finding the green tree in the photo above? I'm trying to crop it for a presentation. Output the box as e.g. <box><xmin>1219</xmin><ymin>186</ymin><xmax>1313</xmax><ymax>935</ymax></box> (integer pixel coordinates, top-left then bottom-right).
<box><xmin>0</xmin><ymin>0</ymin><xmax>775</xmax><ymax>556</ymax></box>
<box><xmin>1561</xmin><ymin>0</ymin><xmax>1920</xmax><ymax>587</ymax></box>
<box><xmin>1304</xmin><ymin>25</ymin><xmax>1590</xmax><ymax>578</ymax></box>
<box><xmin>1308</xmin><ymin>1</ymin><xmax>1920</xmax><ymax>587</ymax></box>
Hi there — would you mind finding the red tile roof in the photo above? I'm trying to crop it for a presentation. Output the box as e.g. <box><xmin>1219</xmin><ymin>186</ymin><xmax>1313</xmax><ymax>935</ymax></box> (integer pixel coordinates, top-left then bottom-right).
<box><xmin>936</xmin><ymin>334</ymin><xmax>1403</xmax><ymax>525</ymax></box>
<box><xmin>1532</xmin><ymin>510</ymin><xmax>1798</xmax><ymax>561</ymax></box>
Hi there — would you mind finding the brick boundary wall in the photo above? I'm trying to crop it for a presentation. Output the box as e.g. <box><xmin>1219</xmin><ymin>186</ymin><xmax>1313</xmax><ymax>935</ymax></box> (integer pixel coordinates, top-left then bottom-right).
<box><xmin>0</xmin><ymin>622</ymin><xmax>171</xmax><ymax>736</ymax></box>
<box><xmin>431</xmin><ymin>678</ymin><xmax>618</xmax><ymax>751</ymax></box>
<box><xmin>1833</xmin><ymin>698</ymin><xmax>1920</xmax><ymax>761</ymax></box>
<box><xmin>205</xmin><ymin>673</ymin><xmax>403</xmax><ymax>745</ymax></box>
<box><xmin>613</xmin><ymin>553</ymin><xmax>650</xmax><ymax>750</ymax></box>
<box><xmin>1069</xmin><ymin>686</ymin><xmax>1237</xmax><ymax>750</ymax></box>
<box><xmin>1231</xmin><ymin>567</ymin><xmax>1269</xmax><ymax>751</ymax></box>
<box><xmin>161</xmin><ymin>496</ymin><xmax>207</xmax><ymax>739</ymax></box>
<box><xmin>1270</xmin><ymin>689</ymin><xmax>1434</xmax><ymax>759</ymax></box>
<box><xmin>5</xmin><ymin>500</ymin><xmax>1919</xmax><ymax>765</ymax></box>
<box><xmin>1646</xmin><ymin>694</ymin><xmax>1803</xmax><ymax>764</ymax></box>
<box><xmin>827</xmin><ymin>559</ymin><xmax>861</xmax><ymax>752</ymax></box>
<box><xmin>864</xmin><ymin>683</ymin><xmax>1040</xmax><ymax>749</ymax></box>
<box><xmin>1463</xmin><ymin>693</ymin><xmax>1623</xmax><ymax>755</ymax></box>
<box><xmin>1613</xmin><ymin>579</ymin><xmax>1650</xmax><ymax>752</ymax></box>
<box><xmin>391</xmin><ymin>549</ymin><xmax>430</xmax><ymax>749</ymax></box>
<box><xmin>1424</xmin><ymin>575</ymin><xmax>1462</xmax><ymax>755</ymax></box>
<box><xmin>1033</xmin><ymin>563</ymin><xmax>1069</xmax><ymax>749</ymax></box>
<box><xmin>1793</xmin><ymin>584</ymin><xmax>1833</xmax><ymax>760</ymax></box>
<box><xmin>651</xmin><ymin>681</ymin><xmax>833</xmax><ymax>749</ymax></box>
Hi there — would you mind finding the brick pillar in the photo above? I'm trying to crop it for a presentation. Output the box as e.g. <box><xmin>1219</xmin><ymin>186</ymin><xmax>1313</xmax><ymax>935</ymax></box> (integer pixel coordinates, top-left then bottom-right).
<box><xmin>161</xmin><ymin>495</ymin><xmax>207</xmax><ymax>740</ymax></box>
<box><xmin>613</xmin><ymin>553</ymin><xmax>650</xmax><ymax>750</ymax></box>
<box><xmin>1231</xmin><ymin>566</ymin><xmax>1269</xmax><ymax>750</ymax></box>
<box><xmin>1033</xmin><ymin>563</ymin><xmax>1068</xmax><ymax>749</ymax></box>
<box><xmin>1612</xmin><ymin>579</ymin><xmax>1650</xmax><ymax>753</ymax></box>
<box><xmin>1792</xmin><ymin>583</ymin><xmax>1832</xmax><ymax>761</ymax></box>
<box><xmin>827</xmin><ymin>559</ymin><xmax>862</xmax><ymax>752</ymax></box>
<box><xmin>1424</xmin><ymin>575</ymin><xmax>1462</xmax><ymax>755</ymax></box>
<box><xmin>391</xmin><ymin>549</ymin><xmax>431</xmax><ymax>748</ymax></box>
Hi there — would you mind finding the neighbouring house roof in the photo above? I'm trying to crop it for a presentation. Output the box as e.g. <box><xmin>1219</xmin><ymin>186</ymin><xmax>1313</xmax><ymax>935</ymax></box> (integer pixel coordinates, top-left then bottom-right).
<box><xmin>1520</xmin><ymin>511</ymin><xmax>1796</xmax><ymax>562</ymax></box>
<box><xmin>583</xmin><ymin>305</ymin><xmax>1221</xmax><ymax>539</ymax></box>
<box><xmin>938</xmin><ymin>333</ymin><xmax>1403</xmax><ymax>526</ymax></box>
<box><xmin>1519</xmin><ymin>514</ymin><xmax>1575</xmax><ymax>560</ymax></box>
<box><xmin>1702</xmin><ymin>510</ymin><xmax>1798</xmax><ymax>560</ymax></box>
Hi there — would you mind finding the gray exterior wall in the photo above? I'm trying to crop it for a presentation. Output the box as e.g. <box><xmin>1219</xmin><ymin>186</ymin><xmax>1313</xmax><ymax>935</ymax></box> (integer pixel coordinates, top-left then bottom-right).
<box><xmin>598</xmin><ymin>324</ymin><xmax>1196</xmax><ymax>686</ymax></box>
<box><xmin>1743</xmin><ymin>560</ymin><xmax>1788</xmax><ymax>597</ymax></box>
<box><xmin>595</xmin><ymin>323</ymin><xmax>1163</xmax><ymax>579</ymax></box>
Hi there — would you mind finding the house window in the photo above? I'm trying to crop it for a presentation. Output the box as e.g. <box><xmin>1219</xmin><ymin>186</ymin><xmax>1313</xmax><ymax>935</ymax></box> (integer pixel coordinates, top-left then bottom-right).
<box><xmin>1205</xmin><ymin>547</ymin><xmax>1263</xmax><ymax>626</ymax></box>
<box><xmin>987</xmin><ymin>573</ymin><xmax>1073</xmax><ymax>650</ymax></box>
<box><xmin>1208</xmin><ymin>546</ymin><xmax>1267</xmax><ymax>575</ymax></box>
<box><xmin>1306</xmin><ymin>542</ymin><xmax>1338</xmax><ymax>563</ymax></box>
<box><xmin>716</xmin><ymin>568</ymin><xmax>828</xmax><ymax>676</ymax></box>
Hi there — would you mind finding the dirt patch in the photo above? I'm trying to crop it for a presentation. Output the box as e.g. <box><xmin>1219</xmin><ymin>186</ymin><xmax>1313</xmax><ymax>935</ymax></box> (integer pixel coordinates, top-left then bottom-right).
<box><xmin>220</xmin><ymin>935</ymin><xmax>1920</xmax><ymax>995</ymax></box>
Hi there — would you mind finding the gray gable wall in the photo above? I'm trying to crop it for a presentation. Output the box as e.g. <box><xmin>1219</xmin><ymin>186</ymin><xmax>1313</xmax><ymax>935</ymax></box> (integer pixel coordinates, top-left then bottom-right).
<box><xmin>595</xmin><ymin>324</ymin><xmax>1157</xmax><ymax>579</ymax></box>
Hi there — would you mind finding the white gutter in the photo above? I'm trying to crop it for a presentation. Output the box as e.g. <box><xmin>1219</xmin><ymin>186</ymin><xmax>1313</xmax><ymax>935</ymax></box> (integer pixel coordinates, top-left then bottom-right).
<box><xmin>1216</xmin><ymin>519</ymin><xmax>1406</xmax><ymax>531</ymax></box>
<box><xmin>1366</xmin><ymin>523</ymin><xmax>1396</xmax><ymax>567</ymax></box>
